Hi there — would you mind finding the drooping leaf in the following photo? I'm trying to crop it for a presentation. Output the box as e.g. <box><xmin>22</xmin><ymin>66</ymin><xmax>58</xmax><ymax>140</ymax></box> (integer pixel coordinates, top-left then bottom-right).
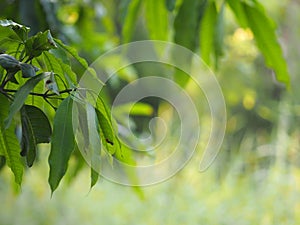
<box><xmin>214</xmin><ymin>2</ymin><xmax>225</xmax><ymax>68</ymax></box>
<box><xmin>48</xmin><ymin>97</ymin><xmax>75</xmax><ymax>193</ymax></box>
<box><xmin>173</xmin><ymin>0</ymin><xmax>207</xmax><ymax>86</ymax></box>
<box><xmin>226</xmin><ymin>0</ymin><xmax>248</xmax><ymax>28</ymax></box>
<box><xmin>0</xmin><ymin>94</ymin><xmax>23</xmax><ymax>185</ymax></box>
<box><xmin>95</xmin><ymin>97</ymin><xmax>116</xmax><ymax>155</ymax></box>
<box><xmin>227</xmin><ymin>0</ymin><xmax>290</xmax><ymax>86</ymax></box>
<box><xmin>20</xmin><ymin>105</ymin><xmax>52</xmax><ymax>166</ymax></box>
<box><xmin>90</xmin><ymin>167</ymin><xmax>99</xmax><ymax>188</ymax></box>
<box><xmin>122</xmin><ymin>0</ymin><xmax>142</xmax><ymax>43</ymax></box>
<box><xmin>174</xmin><ymin>0</ymin><xmax>206</xmax><ymax>51</ymax></box>
<box><xmin>145</xmin><ymin>0</ymin><xmax>168</xmax><ymax>40</ymax></box>
<box><xmin>0</xmin><ymin>19</ymin><xmax>30</xmax><ymax>42</ymax></box>
<box><xmin>86</xmin><ymin>104</ymin><xmax>101</xmax><ymax>188</ymax></box>
<box><xmin>4</xmin><ymin>72</ymin><xmax>49</xmax><ymax>128</ymax></box>
<box><xmin>199</xmin><ymin>1</ymin><xmax>217</xmax><ymax>65</ymax></box>
<box><xmin>242</xmin><ymin>2</ymin><xmax>290</xmax><ymax>86</ymax></box>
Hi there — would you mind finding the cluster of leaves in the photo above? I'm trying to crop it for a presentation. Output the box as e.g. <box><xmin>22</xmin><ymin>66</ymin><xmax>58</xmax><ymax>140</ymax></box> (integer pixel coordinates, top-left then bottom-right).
<box><xmin>0</xmin><ymin>20</ymin><xmax>132</xmax><ymax>193</ymax></box>
<box><xmin>121</xmin><ymin>0</ymin><xmax>290</xmax><ymax>87</ymax></box>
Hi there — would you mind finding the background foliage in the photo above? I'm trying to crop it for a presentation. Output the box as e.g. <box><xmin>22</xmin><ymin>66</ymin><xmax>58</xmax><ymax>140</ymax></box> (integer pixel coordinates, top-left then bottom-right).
<box><xmin>0</xmin><ymin>0</ymin><xmax>300</xmax><ymax>224</ymax></box>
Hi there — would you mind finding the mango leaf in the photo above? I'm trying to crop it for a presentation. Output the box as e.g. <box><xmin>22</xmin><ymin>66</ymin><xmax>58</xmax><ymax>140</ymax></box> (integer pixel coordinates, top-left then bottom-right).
<box><xmin>42</xmin><ymin>51</ymin><xmax>77</xmax><ymax>88</ymax></box>
<box><xmin>54</xmin><ymin>38</ymin><xmax>98</xmax><ymax>81</ymax></box>
<box><xmin>25</xmin><ymin>30</ymin><xmax>57</xmax><ymax>59</ymax></box>
<box><xmin>0</xmin><ymin>19</ymin><xmax>30</xmax><ymax>42</ymax></box>
<box><xmin>122</xmin><ymin>0</ymin><xmax>142</xmax><ymax>43</ymax></box>
<box><xmin>243</xmin><ymin>2</ymin><xmax>290</xmax><ymax>86</ymax></box>
<box><xmin>226</xmin><ymin>0</ymin><xmax>248</xmax><ymax>28</ymax></box>
<box><xmin>48</xmin><ymin>97</ymin><xmax>75</xmax><ymax>193</ymax></box>
<box><xmin>0</xmin><ymin>94</ymin><xmax>23</xmax><ymax>185</ymax></box>
<box><xmin>90</xmin><ymin>167</ymin><xmax>99</xmax><ymax>188</ymax></box>
<box><xmin>20</xmin><ymin>105</ymin><xmax>52</xmax><ymax>166</ymax></box>
<box><xmin>199</xmin><ymin>1</ymin><xmax>217</xmax><ymax>65</ymax></box>
<box><xmin>227</xmin><ymin>0</ymin><xmax>290</xmax><ymax>86</ymax></box>
<box><xmin>145</xmin><ymin>0</ymin><xmax>168</xmax><ymax>40</ymax></box>
<box><xmin>95</xmin><ymin>97</ymin><xmax>116</xmax><ymax>155</ymax></box>
<box><xmin>165</xmin><ymin>0</ymin><xmax>176</xmax><ymax>11</ymax></box>
<box><xmin>173</xmin><ymin>0</ymin><xmax>207</xmax><ymax>86</ymax></box>
<box><xmin>5</xmin><ymin>72</ymin><xmax>49</xmax><ymax>128</ymax></box>
<box><xmin>174</xmin><ymin>0</ymin><xmax>206</xmax><ymax>51</ymax></box>
<box><xmin>214</xmin><ymin>2</ymin><xmax>225</xmax><ymax>68</ymax></box>
<box><xmin>5</xmin><ymin>72</ymin><xmax>48</xmax><ymax>121</ymax></box>
<box><xmin>86</xmin><ymin>104</ymin><xmax>101</xmax><ymax>188</ymax></box>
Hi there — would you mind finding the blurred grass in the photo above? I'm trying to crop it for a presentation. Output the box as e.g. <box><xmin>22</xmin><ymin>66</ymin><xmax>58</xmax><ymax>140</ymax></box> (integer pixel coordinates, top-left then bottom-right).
<box><xmin>0</xmin><ymin>146</ymin><xmax>299</xmax><ymax>225</ymax></box>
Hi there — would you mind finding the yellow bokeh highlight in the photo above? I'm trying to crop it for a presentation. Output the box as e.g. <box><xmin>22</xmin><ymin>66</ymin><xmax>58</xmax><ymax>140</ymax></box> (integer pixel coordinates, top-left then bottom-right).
<box><xmin>243</xmin><ymin>92</ymin><xmax>256</xmax><ymax>110</ymax></box>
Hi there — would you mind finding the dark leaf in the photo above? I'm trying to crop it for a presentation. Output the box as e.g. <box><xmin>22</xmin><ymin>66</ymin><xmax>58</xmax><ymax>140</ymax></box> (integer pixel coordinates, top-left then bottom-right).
<box><xmin>20</xmin><ymin>63</ymin><xmax>37</xmax><ymax>78</ymax></box>
<box><xmin>0</xmin><ymin>54</ymin><xmax>20</xmax><ymax>70</ymax></box>
<box><xmin>48</xmin><ymin>97</ymin><xmax>75</xmax><ymax>193</ymax></box>
<box><xmin>20</xmin><ymin>105</ymin><xmax>52</xmax><ymax>166</ymax></box>
<box><xmin>4</xmin><ymin>72</ymin><xmax>49</xmax><ymax>128</ymax></box>
<box><xmin>165</xmin><ymin>0</ymin><xmax>176</xmax><ymax>11</ymax></box>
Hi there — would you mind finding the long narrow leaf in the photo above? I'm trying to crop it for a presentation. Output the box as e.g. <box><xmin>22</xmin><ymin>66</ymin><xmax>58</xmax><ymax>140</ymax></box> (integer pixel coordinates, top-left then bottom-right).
<box><xmin>48</xmin><ymin>97</ymin><xmax>75</xmax><ymax>193</ymax></box>
<box><xmin>122</xmin><ymin>0</ymin><xmax>142</xmax><ymax>43</ymax></box>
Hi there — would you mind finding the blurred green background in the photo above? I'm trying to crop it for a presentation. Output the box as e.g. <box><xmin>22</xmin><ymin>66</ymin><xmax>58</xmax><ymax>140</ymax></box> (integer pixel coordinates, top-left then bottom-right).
<box><xmin>1</xmin><ymin>0</ymin><xmax>300</xmax><ymax>224</ymax></box>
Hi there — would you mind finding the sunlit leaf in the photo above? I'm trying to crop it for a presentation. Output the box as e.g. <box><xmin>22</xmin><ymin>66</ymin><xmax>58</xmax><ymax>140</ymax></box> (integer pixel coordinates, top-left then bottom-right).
<box><xmin>48</xmin><ymin>97</ymin><xmax>75</xmax><ymax>193</ymax></box>
<box><xmin>145</xmin><ymin>0</ymin><xmax>168</xmax><ymax>40</ymax></box>
<box><xmin>0</xmin><ymin>19</ymin><xmax>30</xmax><ymax>42</ymax></box>
<box><xmin>54</xmin><ymin>38</ymin><xmax>98</xmax><ymax>81</ymax></box>
<box><xmin>199</xmin><ymin>1</ymin><xmax>217</xmax><ymax>65</ymax></box>
<box><xmin>227</xmin><ymin>0</ymin><xmax>290</xmax><ymax>86</ymax></box>
<box><xmin>122</xmin><ymin>0</ymin><xmax>142</xmax><ymax>43</ymax></box>
<box><xmin>25</xmin><ymin>30</ymin><xmax>57</xmax><ymax>59</ymax></box>
<box><xmin>0</xmin><ymin>93</ymin><xmax>23</xmax><ymax>185</ymax></box>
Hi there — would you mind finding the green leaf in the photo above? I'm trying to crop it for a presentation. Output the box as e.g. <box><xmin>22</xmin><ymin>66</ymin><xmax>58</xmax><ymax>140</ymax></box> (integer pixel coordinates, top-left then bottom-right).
<box><xmin>90</xmin><ymin>167</ymin><xmax>99</xmax><ymax>188</ymax></box>
<box><xmin>145</xmin><ymin>0</ymin><xmax>168</xmax><ymax>40</ymax></box>
<box><xmin>42</xmin><ymin>51</ymin><xmax>77</xmax><ymax>88</ymax></box>
<box><xmin>4</xmin><ymin>72</ymin><xmax>48</xmax><ymax>128</ymax></box>
<box><xmin>54</xmin><ymin>38</ymin><xmax>98</xmax><ymax>81</ymax></box>
<box><xmin>0</xmin><ymin>94</ymin><xmax>23</xmax><ymax>185</ymax></box>
<box><xmin>0</xmin><ymin>19</ymin><xmax>30</xmax><ymax>41</ymax></box>
<box><xmin>20</xmin><ymin>105</ymin><xmax>52</xmax><ymax>166</ymax></box>
<box><xmin>86</xmin><ymin>104</ymin><xmax>101</xmax><ymax>188</ymax></box>
<box><xmin>199</xmin><ymin>1</ymin><xmax>217</xmax><ymax>65</ymax></box>
<box><xmin>114</xmin><ymin>102</ymin><xmax>154</xmax><ymax>116</ymax></box>
<box><xmin>165</xmin><ymin>0</ymin><xmax>176</xmax><ymax>11</ymax></box>
<box><xmin>227</xmin><ymin>0</ymin><xmax>290</xmax><ymax>86</ymax></box>
<box><xmin>214</xmin><ymin>2</ymin><xmax>225</xmax><ymax>68</ymax></box>
<box><xmin>173</xmin><ymin>0</ymin><xmax>207</xmax><ymax>86</ymax></box>
<box><xmin>174</xmin><ymin>0</ymin><xmax>206</xmax><ymax>51</ymax></box>
<box><xmin>122</xmin><ymin>0</ymin><xmax>142</xmax><ymax>43</ymax></box>
<box><xmin>95</xmin><ymin>97</ymin><xmax>116</xmax><ymax>155</ymax></box>
<box><xmin>242</xmin><ymin>2</ymin><xmax>290</xmax><ymax>86</ymax></box>
<box><xmin>25</xmin><ymin>30</ymin><xmax>57</xmax><ymax>59</ymax></box>
<box><xmin>48</xmin><ymin>97</ymin><xmax>75</xmax><ymax>193</ymax></box>
<box><xmin>226</xmin><ymin>0</ymin><xmax>248</xmax><ymax>28</ymax></box>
